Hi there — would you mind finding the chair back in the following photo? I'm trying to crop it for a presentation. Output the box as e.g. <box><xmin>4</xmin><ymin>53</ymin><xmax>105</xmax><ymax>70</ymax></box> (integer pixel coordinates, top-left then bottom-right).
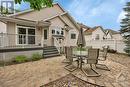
<box><xmin>87</xmin><ymin>49</ymin><xmax>99</xmax><ymax>64</ymax></box>
<box><xmin>102</xmin><ymin>48</ymin><xmax>108</xmax><ymax>60</ymax></box>
<box><xmin>66</xmin><ymin>47</ymin><xmax>73</xmax><ymax>63</ymax></box>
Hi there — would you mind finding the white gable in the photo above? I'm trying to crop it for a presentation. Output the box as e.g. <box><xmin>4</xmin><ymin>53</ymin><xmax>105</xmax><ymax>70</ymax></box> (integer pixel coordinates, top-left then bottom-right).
<box><xmin>106</xmin><ymin>33</ymin><xmax>112</xmax><ymax>39</ymax></box>
<box><xmin>92</xmin><ymin>27</ymin><xmax>106</xmax><ymax>40</ymax></box>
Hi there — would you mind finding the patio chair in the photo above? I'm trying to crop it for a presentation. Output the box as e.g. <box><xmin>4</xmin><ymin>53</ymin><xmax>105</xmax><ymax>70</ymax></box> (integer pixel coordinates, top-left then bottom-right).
<box><xmin>64</xmin><ymin>46</ymin><xmax>78</xmax><ymax>72</ymax></box>
<box><xmin>62</xmin><ymin>46</ymin><xmax>70</xmax><ymax>63</ymax></box>
<box><xmin>82</xmin><ymin>49</ymin><xmax>101</xmax><ymax>77</ymax></box>
<box><xmin>95</xmin><ymin>47</ymin><xmax>110</xmax><ymax>71</ymax></box>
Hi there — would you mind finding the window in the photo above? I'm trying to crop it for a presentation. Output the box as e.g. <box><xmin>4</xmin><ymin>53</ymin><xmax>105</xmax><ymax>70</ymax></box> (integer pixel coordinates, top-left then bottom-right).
<box><xmin>56</xmin><ymin>31</ymin><xmax>60</xmax><ymax>35</ymax></box>
<box><xmin>44</xmin><ymin>29</ymin><xmax>47</xmax><ymax>40</ymax></box>
<box><xmin>28</xmin><ymin>29</ymin><xmax>35</xmax><ymax>44</ymax></box>
<box><xmin>18</xmin><ymin>28</ymin><xmax>26</xmax><ymax>44</ymax></box>
<box><xmin>61</xmin><ymin>31</ymin><xmax>64</xmax><ymax>35</ymax></box>
<box><xmin>17</xmin><ymin>26</ymin><xmax>35</xmax><ymax>44</ymax></box>
<box><xmin>71</xmin><ymin>33</ymin><xmax>76</xmax><ymax>39</ymax></box>
<box><xmin>95</xmin><ymin>34</ymin><xmax>100</xmax><ymax>40</ymax></box>
<box><xmin>52</xmin><ymin>30</ymin><xmax>55</xmax><ymax>34</ymax></box>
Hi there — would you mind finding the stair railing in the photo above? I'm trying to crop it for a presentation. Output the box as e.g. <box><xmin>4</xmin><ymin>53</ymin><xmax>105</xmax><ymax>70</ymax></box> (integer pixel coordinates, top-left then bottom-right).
<box><xmin>53</xmin><ymin>37</ymin><xmax>61</xmax><ymax>53</ymax></box>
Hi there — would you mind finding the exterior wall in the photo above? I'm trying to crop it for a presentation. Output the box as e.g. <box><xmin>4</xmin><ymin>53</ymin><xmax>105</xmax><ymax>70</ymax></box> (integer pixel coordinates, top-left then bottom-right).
<box><xmin>61</xmin><ymin>15</ymin><xmax>79</xmax><ymax>46</ymax></box>
<box><xmin>6</xmin><ymin>22</ymin><xmax>16</xmax><ymax>46</ymax></box>
<box><xmin>0</xmin><ymin>21</ymin><xmax>6</xmax><ymax>33</ymax></box>
<box><xmin>15</xmin><ymin>4</ymin><xmax>64</xmax><ymax>21</ymax></box>
<box><xmin>49</xmin><ymin>17</ymin><xmax>65</xmax><ymax>46</ymax></box>
<box><xmin>66</xmin><ymin>29</ymin><xmax>78</xmax><ymax>46</ymax></box>
<box><xmin>0</xmin><ymin>50</ymin><xmax>43</xmax><ymax>62</ymax></box>
<box><xmin>85</xmin><ymin>35</ymin><xmax>92</xmax><ymax>41</ymax></box>
<box><xmin>35</xmin><ymin>28</ymin><xmax>42</xmax><ymax>45</ymax></box>
<box><xmin>92</xmin><ymin>27</ymin><xmax>106</xmax><ymax>40</ymax></box>
<box><xmin>112</xmin><ymin>34</ymin><xmax>123</xmax><ymax>40</ymax></box>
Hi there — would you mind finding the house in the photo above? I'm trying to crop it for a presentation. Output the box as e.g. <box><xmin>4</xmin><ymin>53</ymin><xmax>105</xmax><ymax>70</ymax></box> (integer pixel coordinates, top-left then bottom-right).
<box><xmin>77</xmin><ymin>23</ymin><xmax>91</xmax><ymax>32</ymax></box>
<box><xmin>78</xmin><ymin>24</ymin><xmax>125</xmax><ymax>53</ymax></box>
<box><xmin>0</xmin><ymin>3</ymin><xmax>80</xmax><ymax>61</ymax></box>
<box><xmin>83</xmin><ymin>26</ymin><xmax>123</xmax><ymax>41</ymax></box>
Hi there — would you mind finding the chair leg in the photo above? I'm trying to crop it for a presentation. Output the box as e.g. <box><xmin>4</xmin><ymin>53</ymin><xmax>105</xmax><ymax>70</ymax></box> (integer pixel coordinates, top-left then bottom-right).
<box><xmin>90</xmin><ymin>64</ymin><xmax>101</xmax><ymax>76</ymax></box>
<box><xmin>64</xmin><ymin>61</ymin><xmax>78</xmax><ymax>72</ymax></box>
<box><xmin>96</xmin><ymin>64</ymin><xmax>110</xmax><ymax>71</ymax></box>
<box><xmin>82</xmin><ymin>64</ymin><xmax>101</xmax><ymax>77</ymax></box>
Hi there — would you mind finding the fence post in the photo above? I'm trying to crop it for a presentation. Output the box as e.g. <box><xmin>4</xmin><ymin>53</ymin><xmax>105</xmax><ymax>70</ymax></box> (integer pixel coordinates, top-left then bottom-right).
<box><xmin>1</xmin><ymin>33</ymin><xmax>4</xmax><ymax>47</ymax></box>
<box><xmin>114</xmin><ymin>40</ymin><xmax>117</xmax><ymax>51</ymax></box>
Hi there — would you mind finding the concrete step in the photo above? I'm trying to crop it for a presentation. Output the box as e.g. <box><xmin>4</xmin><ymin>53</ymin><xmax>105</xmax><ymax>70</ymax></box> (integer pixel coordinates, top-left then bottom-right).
<box><xmin>43</xmin><ymin>54</ymin><xmax>60</xmax><ymax>58</ymax></box>
<box><xmin>43</xmin><ymin>49</ymin><xmax>58</xmax><ymax>52</ymax></box>
<box><xmin>43</xmin><ymin>46</ymin><xmax>60</xmax><ymax>58</ymax></box>
<box><xmin>43</xmin><ymin>46</ymin><xmax>56</xmax><ymax>50</ymax></box>
<box><xmin>43</xmin><ymin>51</ymin><xmax>59</xmax><ymax>55</ymax></box>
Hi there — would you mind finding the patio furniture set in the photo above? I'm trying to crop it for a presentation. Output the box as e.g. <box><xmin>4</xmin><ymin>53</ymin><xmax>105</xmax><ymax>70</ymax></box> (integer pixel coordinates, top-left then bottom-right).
<box><xmin>63</xmin><ymin>46</ymin><xmax>110</xmax><ymax>77</ymax></box>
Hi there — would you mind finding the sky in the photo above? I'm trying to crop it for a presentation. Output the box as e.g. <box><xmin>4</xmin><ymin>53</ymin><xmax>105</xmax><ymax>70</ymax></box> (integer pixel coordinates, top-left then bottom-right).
<box><xmin>15</xmin><ymin>0</ymin><xmax>129</xmax><ymax>31</ymax></box>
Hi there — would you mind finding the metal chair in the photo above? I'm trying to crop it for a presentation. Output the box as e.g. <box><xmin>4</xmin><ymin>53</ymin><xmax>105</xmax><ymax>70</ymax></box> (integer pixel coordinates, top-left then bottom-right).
<box><xmin>82</xmin><ymin>49</ymin><xmax>101</xmax><ymax>77</ymax></box>
<box><xmin>62</xmin><ymin>46</ymin><xmax>71</xmax><ymax>63</ymax></box>
<box><xmin>64</xmin><ymin>46</ymin><xmax>78</xmax><ymax>72</ymax></box>
<box><xmin>96</xmin><ymin>48</ymin><xmax>110</xmax><ymax>71</ymax></box>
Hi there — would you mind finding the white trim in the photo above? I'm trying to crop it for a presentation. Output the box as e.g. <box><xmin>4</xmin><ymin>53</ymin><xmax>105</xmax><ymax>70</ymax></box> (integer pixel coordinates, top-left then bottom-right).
<box><xmin>8</xmin><ymin>3</ymin><xmax>65</xmax><ymax>17</ymax></box>
<box><xmin>44</xmin><ymin>28</ymin><xmax>48</xmax><ymax>40</ymax></box>
<box><xmin>43</xmin><ymin>12</ymin><xmax>67</xmax><ymax>21</ymax></box>
<box><xmin>16</xmin><ymin>25</ymin><xmax>36</xmax><ymax>45</ymax></box>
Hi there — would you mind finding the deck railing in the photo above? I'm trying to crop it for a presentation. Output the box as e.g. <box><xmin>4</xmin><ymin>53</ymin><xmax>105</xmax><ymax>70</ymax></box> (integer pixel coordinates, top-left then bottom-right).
<box><xmin>0</xmin><ymin>33</ymin><xmax>43</xmax><ymax>48</ymax></box>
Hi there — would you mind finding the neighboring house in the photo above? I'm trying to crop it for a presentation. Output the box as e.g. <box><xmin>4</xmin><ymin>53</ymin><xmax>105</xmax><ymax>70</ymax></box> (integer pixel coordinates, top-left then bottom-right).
<box><xmin>105</xmin><ymin>29</ymin><xmax>123</xmax><ymax>40</ymax></box>
<box><xmin>77</xmin><ymin>23</ymin><xmax>90</xmax><ymax>32</ymax></box>
<box><xmin>84</xmin><ymin>26</ymin><xmax>123</xmax><ymax>41</ymax></box>
<box><xmin>79</xmin><ymin>24</ymin><xmax>125</xmax><ymax>53</ymax></box>
<box><xmin>0</xmin><ymin>3</ymin><xmax>79</xmax><ymax>61</ymax></box>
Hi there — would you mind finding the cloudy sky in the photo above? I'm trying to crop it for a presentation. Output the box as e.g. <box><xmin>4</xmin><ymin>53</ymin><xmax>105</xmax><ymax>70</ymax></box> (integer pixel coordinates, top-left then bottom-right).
<box><xmin>15</xmin><ymin>0</ymin><xmax>129</xmax><ymax>31</ymax></box>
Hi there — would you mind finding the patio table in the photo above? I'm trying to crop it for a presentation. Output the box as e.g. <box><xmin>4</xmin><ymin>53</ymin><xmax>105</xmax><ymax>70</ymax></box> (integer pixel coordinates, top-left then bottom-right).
<box><xmin>73</xmin><ymin>50</ymin><xmax>88</xmax><ymax>69</ymax></box>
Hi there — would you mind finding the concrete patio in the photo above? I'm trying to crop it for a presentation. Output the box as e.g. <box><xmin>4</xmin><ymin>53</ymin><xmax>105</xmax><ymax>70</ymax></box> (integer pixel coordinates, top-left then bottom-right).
<box><xmin>0</xmin><ymin>53</ymin><xmax>130</xmax><ymax>87</ymax></box>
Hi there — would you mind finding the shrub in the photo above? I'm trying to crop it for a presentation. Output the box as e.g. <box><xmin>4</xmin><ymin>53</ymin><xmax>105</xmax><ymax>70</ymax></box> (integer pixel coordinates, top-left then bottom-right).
<box><xmin>108</xmin><ymin>49</ymin><xmax>117</xmax><ymax>53</ymax></box>
<box><xmin>14</xmin><ymin>55</ymin><xmax>27</xmax><ymax>63</ymax></box>
<box><xmin>124</xmin><ymin>47</ymin><xmax>130</xmax><ymax>56</ymax></box>
<box><xmin>31</xmin><ymin>53</ymin><xmax>42</xmax><ymax>61</ymax></box>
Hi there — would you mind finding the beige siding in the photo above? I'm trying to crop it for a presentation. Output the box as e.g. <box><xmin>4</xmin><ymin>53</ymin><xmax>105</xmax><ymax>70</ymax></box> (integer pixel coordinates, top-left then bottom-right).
<box><xmin>85</xmin><ymin>35</ymin><xmax>92</xmax><ymax>41</ymax></box>
<box><xmin>61</xmin><ymin>15</ymin><xmax>77</xmax><ymax>30</ymax></box>
<box><xmin>16</xmin><ymin>4</ymin><xmax>64</xmax><ymax>21</ymax></box>
<box><xmin>92</xmin><ymin>27</ymin><xmax>105</xmax><ymax>40</ymax></box>
<box><xmin>66</xmin><ymin>29</ymin><xmax>78</xmax><ymax>46</ymax></box>
<box><xmin>7</xmin><ymin>22</ymin><xmax>16</xmax><ymax>46</ymax></box>
<box><xmin>112</xmin><ymin>34</ymin><xmax>123</xmax><ymax>40</ymax></box>
<box><xmin>61</xmin><ymin>15</ymin><xmax>79</xmax><ymax>46</ymax></box>
<box><xmin>50</xmin><ymin>17</ymin><xmax>65</xmax><ymax>27</ymax></box>
<box><xmin>49</xmin><ymin>17</ymin><xmax>65</xmax><ymax>46</ymax></box>
<box><xmin>0</xmin><ymin>21</ymin><xmax>6</xmax><ymax>33</ymax></box>
<box><xmin>35</xmin><ymin>28</ymin><xmax>42</xmax><ymax>45</ymax></box>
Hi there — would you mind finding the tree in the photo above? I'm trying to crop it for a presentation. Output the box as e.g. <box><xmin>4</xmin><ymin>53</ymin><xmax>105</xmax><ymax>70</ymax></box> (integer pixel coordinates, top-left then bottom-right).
<box><xmin>120</xmin><ymin>2</ymin><xmax>130</xmax><ymax>56</ymax></box>
<box><xmin>15</xmin><ymin>0</ymin><xmax>53</xmax><ymax>10</ymax></box>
